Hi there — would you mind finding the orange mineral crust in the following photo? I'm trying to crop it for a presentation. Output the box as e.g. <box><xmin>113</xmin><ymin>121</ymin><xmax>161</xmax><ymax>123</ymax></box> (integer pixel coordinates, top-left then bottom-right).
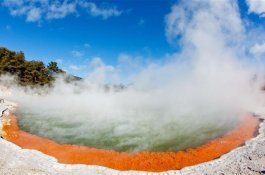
<box><xmin>2</xmin><ymin>114</ymin><xmax>259</xmax><ymax>172</ymax></box>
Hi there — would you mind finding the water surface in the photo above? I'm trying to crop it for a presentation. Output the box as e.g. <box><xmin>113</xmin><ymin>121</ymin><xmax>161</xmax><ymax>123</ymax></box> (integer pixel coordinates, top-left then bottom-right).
<box><xmin>17</xmin><ymin>109</ymin><xmax>239</xmax><ymax>152</ymax></box>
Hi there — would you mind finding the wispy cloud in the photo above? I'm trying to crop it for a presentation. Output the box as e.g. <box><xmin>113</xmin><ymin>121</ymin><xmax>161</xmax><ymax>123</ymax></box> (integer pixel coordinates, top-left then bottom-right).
<box><xmin>78</xmin><ymin>1</ymin><xmax>122</xmax><ymax>19</ymax></box>
<box><xmin>250</xmin><ymin>42</ymin><xmax>265</xmax><ymax>56</ymax></box>
<box><xmin>46</xmin><ymin>1</ymin><xmax>76</xmax><ymax>20</ymax></box>
<box><xmin>2</xmin><ymin>0</ymin><xmax>123</xmax><ymax>23</ymax></box>
<box><xmin>27</xmin><ymin>7</ymin><xmax>42</xmax><ymax>22</ymax></box>
<box><xmin>246</xmin><ymin>0</ymin><xmax>265</xmax><ymax>17</ymax></box>
<box><xmin>71</xmin><ymin>50</ymin><xmax>83</xmax><ymax>58</ymax></box>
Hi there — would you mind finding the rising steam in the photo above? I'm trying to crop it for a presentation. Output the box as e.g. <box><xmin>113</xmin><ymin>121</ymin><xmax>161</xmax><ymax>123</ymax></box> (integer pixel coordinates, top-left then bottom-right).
<box><xmin>0</xmin><ymin>0</ymin><xmax>264</xmax><ymax>152</ymax></box>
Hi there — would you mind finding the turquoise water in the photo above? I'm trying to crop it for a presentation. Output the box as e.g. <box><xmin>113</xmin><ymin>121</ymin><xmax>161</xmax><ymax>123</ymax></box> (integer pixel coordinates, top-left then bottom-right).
<box><xmin>16</xmin><ymin>110</ymin><xmax>239</xmax><ymax>152</ymax></box>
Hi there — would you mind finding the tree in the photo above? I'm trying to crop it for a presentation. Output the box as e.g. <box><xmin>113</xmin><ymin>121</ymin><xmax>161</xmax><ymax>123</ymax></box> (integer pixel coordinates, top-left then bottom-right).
<box><xmin>0</xmin><ymin>47</ymin><xmax>82</xmax><ymax>87</ymax></box>
<box><xmin>0</xmin><ymin>47</ymin><xmax>66</xmax><ymax>86</ymax></box>
<box><xmin>19</xmin><ymin>61</ymin><xmax>51</xmax><ymax>86</ymax></box>
<box><xmin>47</xmin><ymin>61</ymin><xmax>64</xmax><ymax>74</ymax></box>
<box><xmin>0</xmin><ymin>48</ymin><xmax>25</xmax><ymax>75</ymax></box>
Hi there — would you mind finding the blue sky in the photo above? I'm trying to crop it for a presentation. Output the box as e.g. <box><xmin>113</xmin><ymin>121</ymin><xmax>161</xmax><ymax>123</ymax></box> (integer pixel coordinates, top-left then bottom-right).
<box><xmin>0</xmin><ymin>0</ymin><xmax>265</xmax><ymax>77</ymax></box>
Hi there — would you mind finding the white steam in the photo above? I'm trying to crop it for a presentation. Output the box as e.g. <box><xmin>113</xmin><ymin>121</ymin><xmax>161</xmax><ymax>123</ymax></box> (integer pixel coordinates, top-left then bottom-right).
<box><xmin>0</xmin><ymin>0</ymin><xmax>264</xmax><ymax>152</ymax></box>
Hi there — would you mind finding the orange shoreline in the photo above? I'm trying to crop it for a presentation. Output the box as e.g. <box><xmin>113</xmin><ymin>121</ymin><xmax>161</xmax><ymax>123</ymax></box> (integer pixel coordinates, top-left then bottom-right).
<box><xmin>2</xmin><ymin>113</ymin><xmax>259</xmax><ymax>172</ymax></box>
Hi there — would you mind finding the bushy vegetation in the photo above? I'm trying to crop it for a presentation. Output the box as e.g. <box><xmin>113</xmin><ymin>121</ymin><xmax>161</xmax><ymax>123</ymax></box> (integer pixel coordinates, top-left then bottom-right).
<box><xmin>0</xmin><ymin>47</ymin><xmax>64</xmax><ymax>86</ymax></box>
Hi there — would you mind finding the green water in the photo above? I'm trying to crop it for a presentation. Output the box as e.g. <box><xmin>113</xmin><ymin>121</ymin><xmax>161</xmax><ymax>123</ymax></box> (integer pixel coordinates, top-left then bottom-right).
<box><xmin>16</xmin><ymin>110</ymin><xmax>239</xmax><ymax>152</ymax></box>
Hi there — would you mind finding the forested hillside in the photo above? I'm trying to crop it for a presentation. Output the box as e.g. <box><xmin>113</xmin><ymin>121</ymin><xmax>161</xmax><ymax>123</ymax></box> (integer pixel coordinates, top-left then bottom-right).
<box><xmin>0</xmin><ymin>47</ymin><xmax>64</xmax><ymax>86</ymax></box>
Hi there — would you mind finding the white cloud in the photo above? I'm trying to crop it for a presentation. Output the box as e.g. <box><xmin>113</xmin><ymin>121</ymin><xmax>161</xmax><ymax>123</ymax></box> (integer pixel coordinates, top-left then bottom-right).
<box><xmin>26</xmin><ymin>7</ymin><xmax>41</xmax><ymax>22</ymax></box>
<box><xmin>250</xmin><ymin>42</ymin><xmax>265</xmax><ymax>56</ymax></box>
<box><xmin>78</xmin><ymin>1</ymin><xmax>122</xmax><ymax>19</ymax></box>
<box><xmin>71</xmin><ymin>50</ymin><xmax>83</xmax><ymax>58</ymax></box>
<box><xmin>246</xmin><ymin>0</ymin><xmax>265</xmax><ymax>17</ymax></box>
<box><xmin>3</xmin><ymin>0</ymin><xmax>23</xmax><ymax>7</ymax></box>
<box><xmin>47</xmin><ymin>1</ymin><xmax>76</xmax><ymax>20</ymax></box>
<box><xmin>2</xmin><ymin>0</ymin><xmax>123</xmax><ymax>22</ymax></box>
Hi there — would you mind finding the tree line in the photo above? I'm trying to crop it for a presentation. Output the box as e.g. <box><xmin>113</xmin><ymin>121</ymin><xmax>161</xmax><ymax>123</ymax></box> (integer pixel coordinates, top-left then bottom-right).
<box><xmin>0</xmin><ymin>47</ymin><xmax>64</xmax><ymax>86</ymax></box>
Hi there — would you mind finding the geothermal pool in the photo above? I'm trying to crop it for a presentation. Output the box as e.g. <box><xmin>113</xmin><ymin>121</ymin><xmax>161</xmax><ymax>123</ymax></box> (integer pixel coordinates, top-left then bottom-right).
<box><xmin>16</xmin><ymin>109</ymin><xmax>239</xmax><ymax>152</ymax></box>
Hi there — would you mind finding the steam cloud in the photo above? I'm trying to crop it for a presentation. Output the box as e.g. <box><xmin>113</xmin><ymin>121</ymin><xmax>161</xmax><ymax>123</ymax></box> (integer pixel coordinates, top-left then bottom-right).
<box><xmin>0</xmin><ymin>0</ymin><xmax>265</xmax><ymax>152</ymax></box>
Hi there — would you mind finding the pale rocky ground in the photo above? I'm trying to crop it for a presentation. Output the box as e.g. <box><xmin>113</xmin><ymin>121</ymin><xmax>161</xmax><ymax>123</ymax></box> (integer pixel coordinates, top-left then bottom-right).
<box><xmin>0</xmin><ymin>100</ymin><xmax>264</xmax><ymax>175</ymax></box>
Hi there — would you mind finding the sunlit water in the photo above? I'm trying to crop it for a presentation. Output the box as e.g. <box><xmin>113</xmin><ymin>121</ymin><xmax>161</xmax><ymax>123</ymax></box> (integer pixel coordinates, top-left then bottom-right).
<box><xmin>16</xmin><ymin>109</ymin><xmax>239</xmax><ymax>152</ymax></box>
